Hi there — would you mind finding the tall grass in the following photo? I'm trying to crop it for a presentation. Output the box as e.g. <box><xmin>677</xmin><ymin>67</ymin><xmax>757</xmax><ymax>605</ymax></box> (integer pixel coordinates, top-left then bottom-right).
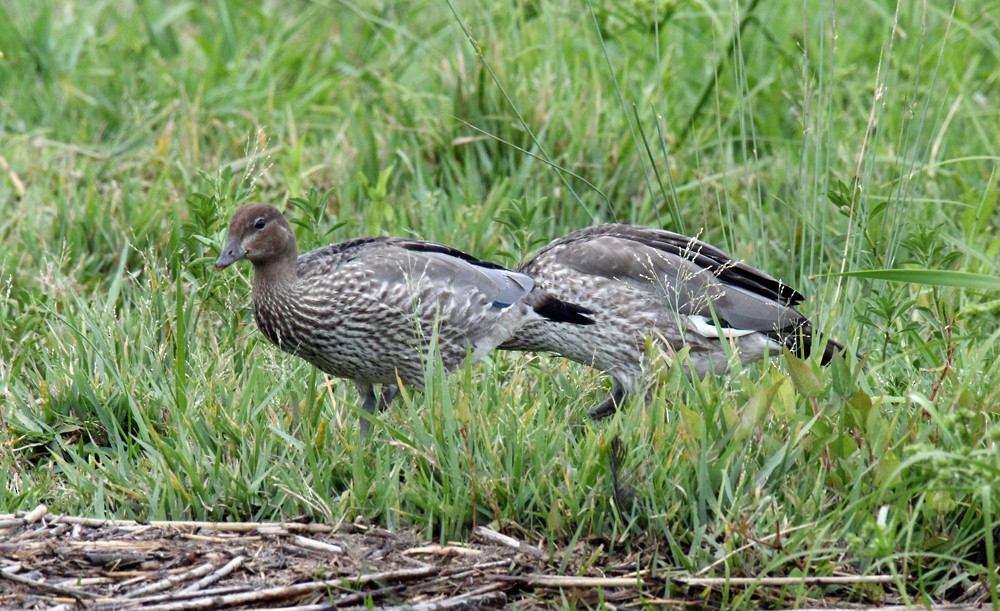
<box><xmin>1</xmin><ymin>0</ymin><xmax>997</xmax><ymax>606</ymax></box>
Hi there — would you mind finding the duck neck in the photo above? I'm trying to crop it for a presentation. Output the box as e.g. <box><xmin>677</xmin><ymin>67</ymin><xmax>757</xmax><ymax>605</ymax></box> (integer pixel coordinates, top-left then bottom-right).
<box><xmin>252</xmin><ymin>256</ymin><xmax>299</xmax><ymax>297</ymax></box>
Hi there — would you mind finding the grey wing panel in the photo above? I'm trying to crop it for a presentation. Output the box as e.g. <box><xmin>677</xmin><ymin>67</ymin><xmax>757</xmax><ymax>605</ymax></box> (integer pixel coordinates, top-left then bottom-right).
<box><xmin>620</xmin><ymin>226</ymin><xmax>804</xmax><ymax>305</ymax></box>
<box><xmin>550</xmin><ymin>235</ymin><xmax>803</xmax><ymax>333</ymax></box>
<box><xmin>414</xmin><ymin>250</ymin><xmax>533</xmax><ymax>308</ymax></box>
<box><xmin>349</xmin><ymin>246</ymin><xmax>533</xmax><ymax>309</ymax></box>
<box><xmin>710</xmin><ymin>284</ymin><xmax>806</xmax><ymax>333</ymax></box>
<box><xmin>530</xmin><ymin>225</ymin><xmax>803</xmax><ymax>306</ymax></box>
<box><xmin>550</xmin><ymin>235</ymin><xmax>724</xmax><ymax>309</ymax></box>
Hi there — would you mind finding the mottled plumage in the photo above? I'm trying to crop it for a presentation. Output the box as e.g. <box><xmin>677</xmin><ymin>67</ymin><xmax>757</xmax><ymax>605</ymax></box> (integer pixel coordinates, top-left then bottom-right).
<box><xmin>501</xmin><ymin>224</ymin><xmax>847</xmax><ymax>418</ymax></box>
<box><xmin>216</xmin><ymin>203</ymin><xmax>593</xmax><ymax>437</ymax></box>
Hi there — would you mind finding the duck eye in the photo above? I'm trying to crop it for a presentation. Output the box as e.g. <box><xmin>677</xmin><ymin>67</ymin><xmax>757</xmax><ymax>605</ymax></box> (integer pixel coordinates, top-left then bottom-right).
<box><xmin>253</xmin><ymin>218</ymin><xmax>266</xmax><ymax>229</ymax></box>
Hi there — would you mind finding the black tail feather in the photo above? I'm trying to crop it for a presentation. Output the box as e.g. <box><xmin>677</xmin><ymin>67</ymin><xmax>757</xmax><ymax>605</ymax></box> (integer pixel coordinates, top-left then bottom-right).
<box><xmin>529</xmin><ymin>291</ymin><xmax>595</xmax><ymax>325</ymax></box>
<box><xmin>780</xmin><ymin>324</ymin><xmax>854</xmax><ymax>365</ymax></box>
<box><xmin>817</xmin><ymin>335</ymin><xmax>849</xmax><ymax>365</ymax></box>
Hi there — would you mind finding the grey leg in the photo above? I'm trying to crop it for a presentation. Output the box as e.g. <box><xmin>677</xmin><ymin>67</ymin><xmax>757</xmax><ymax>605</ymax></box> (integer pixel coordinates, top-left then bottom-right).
<box><xmin>588</xmin><ymin>379</ymin><xmax>628</xmax><ymax>420</ymax></box>
<box><xmin>357</xmin><ymin>382</ymin><xmax>378</xmax><ymax>441</ymax></box>
<box><xmin>379</xmin><ymin>384</ymin><xmax>400</xmax><ymax>410</ymax></box>
<box><xmin>357</xmin><ymin>383</ymin><xmax>400</xmax><ymax>441</ymax></box>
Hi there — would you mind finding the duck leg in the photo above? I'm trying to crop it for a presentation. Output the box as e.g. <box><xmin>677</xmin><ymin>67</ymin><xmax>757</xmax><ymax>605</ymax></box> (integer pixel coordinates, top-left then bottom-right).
<box><xmin>357</xmin><ymin>382</ymin><xmax>378</xmax><ymax>441</ymax></box>
<box><xmin>357</xmin><ymin>383</ymin><xmax>401</xmax><ymax>440</ymax></box>
<box><xmin>380</xmin><ymin>384</ymin><xmax>400</xmax><ymax>410</ymax></box>
<box><xmin>588</xmin><ymin>380</ymin><xmax>628</xmax><ymax>420</ymax></box>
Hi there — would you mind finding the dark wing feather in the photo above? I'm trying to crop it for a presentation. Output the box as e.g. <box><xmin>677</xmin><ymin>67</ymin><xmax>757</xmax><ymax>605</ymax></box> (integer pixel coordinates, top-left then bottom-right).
<box><xmin>528</xmin><ymin>226</ymin><xmax>810</xmax><ymax>337</ymax></box>
<box><xmin>633</xmin><ymin>230</ymin><xmax>803</xmax><ymax>306</ymax></box>
<box><xmin>393</xmin><ymin>239</ymin><xmax>510</xmax><ymax>271</ymax></box>
<box><xmin>526</xmin><ymin>225</ymin><xmax>803</xmax><ymax>306</ymax></box>
<box><xmin>297</xmin><ymin>236</ymin><xmax>512</xmax><ymax>281</ymax></box>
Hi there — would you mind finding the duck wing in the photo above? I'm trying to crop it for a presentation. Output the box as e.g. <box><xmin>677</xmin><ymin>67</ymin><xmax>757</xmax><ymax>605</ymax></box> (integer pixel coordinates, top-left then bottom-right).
<box><xmin>393</xmin><ymin>240</ymin><xmax>534</xmax><ymax>309</ymax></box>
<box><xmin>529</xmin><ymin>225</ymin><xmax>803</xmax><ymax>307</ymax></box>
<box><xmin>538</xmin><ymin>226</ymin><xmax>806</xmax><ymax>335</ymax></box>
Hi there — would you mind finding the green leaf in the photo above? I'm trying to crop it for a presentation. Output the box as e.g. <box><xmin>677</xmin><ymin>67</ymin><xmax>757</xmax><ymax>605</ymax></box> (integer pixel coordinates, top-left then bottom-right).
<box><xmin>827</xmin><ymin>269</ymin><xmax>1000</xmax><ymax>291</ymax></box>
<box><xmin>546</xmin><ymin>498</ymin><xmax>565</xmax><ymax>534</ymax></box>
<box><xmin>875</xmin><ymin>450</ymin><xmax>900</xmax><ymax>488</ymax></box>
<box><xmin>845</xmin><ymin>390</ymin><xmax>874</xmax><ymax>432</ymax></box>
<box><xmin>830</xmin><ymin>352</ymin><xmax>856</xmax><ymax>399</ymax></box>
<box><xmin>740</xmin><ymin>378</ymin><xmax>784</xmax><ymax>432</ymax></box>
<box><xmin>678</xmin><ymin>403</ymin><xmax>704</xmax><ymax>446</ymax></box>
<box><xmin>784</xmin><ymin>350</ymin><xmax>824</xmax><ymax>398</ymax></box>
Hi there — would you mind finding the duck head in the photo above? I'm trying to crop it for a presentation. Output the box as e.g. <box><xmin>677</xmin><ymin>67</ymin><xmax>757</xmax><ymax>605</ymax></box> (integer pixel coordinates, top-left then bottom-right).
<box><xmin>215</xmin><ymin>203</ymin><xmax>299</xmax><ymax>271</ymax></box>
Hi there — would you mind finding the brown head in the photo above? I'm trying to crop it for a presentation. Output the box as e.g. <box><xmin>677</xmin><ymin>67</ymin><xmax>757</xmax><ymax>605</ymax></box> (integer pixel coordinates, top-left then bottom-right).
<box><xmin>215</xmin><ymin>204</ymin><xmax>299</xmax><ymax>275</ymax></box>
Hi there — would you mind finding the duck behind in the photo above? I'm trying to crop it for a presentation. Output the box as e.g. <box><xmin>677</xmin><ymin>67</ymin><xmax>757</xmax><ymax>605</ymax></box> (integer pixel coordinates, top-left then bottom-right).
<box><xmin>500</xmin><ymin>224</ymin><xmax>849</xmax><ymax>418</ymax></box>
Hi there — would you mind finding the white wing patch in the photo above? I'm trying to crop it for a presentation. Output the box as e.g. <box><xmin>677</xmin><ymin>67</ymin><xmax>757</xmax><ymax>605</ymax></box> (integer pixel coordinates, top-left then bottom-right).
<box><xmin>685</xmin><ymin>315</ymin><xmax>759</xmax><ymax>339</ymax></box>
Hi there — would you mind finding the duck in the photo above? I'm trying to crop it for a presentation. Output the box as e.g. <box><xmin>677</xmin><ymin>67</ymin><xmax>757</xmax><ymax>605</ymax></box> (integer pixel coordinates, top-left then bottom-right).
<box><xmin>500</xmin><ymin>224</ymin><xmax>849</xmax><ymax>419</ymax></box>
<box><xmin>215</xmin><ymin>203</ymin><xmax>594</xmax><ymax>438</ymax></box>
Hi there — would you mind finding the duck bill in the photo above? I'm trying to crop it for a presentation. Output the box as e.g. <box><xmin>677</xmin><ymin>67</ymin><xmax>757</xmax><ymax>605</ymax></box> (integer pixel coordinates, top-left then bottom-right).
<box><xmin>215</xmin><ymin>237</ymin><xmax>246</xmax><ymax>270</ymax></box>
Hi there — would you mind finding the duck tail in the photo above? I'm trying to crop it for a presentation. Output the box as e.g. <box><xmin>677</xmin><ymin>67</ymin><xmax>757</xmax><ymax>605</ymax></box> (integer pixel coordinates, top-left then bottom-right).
<box><xmin>815</xmin><ymin>334</ymin><xmax>847</xmax><ymax>365</ymax></box>
<box><xmin>528</xmin><ymin>291</ymin><xmax>595</xmax><ymax>325</ymax></box>
<box><xmin>786</xmin><ymin>325</ymin><xmax>856</xmax><ymax>365</ymax></box>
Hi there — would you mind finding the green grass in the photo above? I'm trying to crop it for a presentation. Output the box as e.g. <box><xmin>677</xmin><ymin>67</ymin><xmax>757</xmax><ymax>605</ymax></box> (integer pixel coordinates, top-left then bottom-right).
<box><xmin>1</xmin><ymin>0</ymin><xmax>998</xmax><ymax>607</ymax></box>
